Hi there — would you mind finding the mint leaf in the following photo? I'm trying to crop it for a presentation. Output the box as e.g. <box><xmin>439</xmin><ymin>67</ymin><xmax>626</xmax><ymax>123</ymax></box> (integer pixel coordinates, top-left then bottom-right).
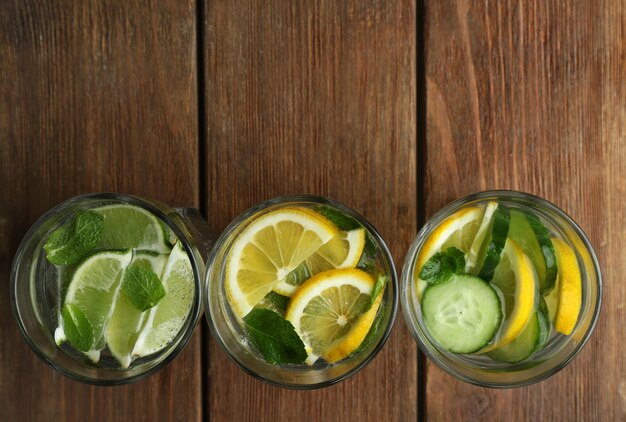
<box><xmin>256</xmin><ymin>291</ymin><xmax>290</xmax><ymax>315</ymax></box>
<box><xmin>314</xmin><ymin>206</ymin><xmax>361</xmax><ymax>230</ymax></box>
<box><xmin>449</xmin><ymin>247</ymin><xmax>466</xmax><ymax>273</ymax></box>
<box><xmin>283</xmin><ymin>262</ymin><xmax>311</xmax><ymax>287</ymax></box>
<box><xmin>363</xmin><ymin>234</ymin><xmax>377</xmax><ymax>258</ymax></box>
<box><xmin>44</xmin><ymin>211</ymin><xmax>103</xmax><ymax>265</ymax></box>
<box><xmin>418</xmin><ymin>247</ymin><xmax>466</xmax><ymax>285</ymax></box>
<box><xmin>61</xmin><ymin>303</ymin><xmax>94</xmax><ymax>352</ymax></box>
<box><xmin>121</xmin><ymin>264</ymin><xmax>166</xmax><ymax>311</ymax></box>
<box><xmin>243</xmin><ymin>308</ymin><xmax>307</xmax><ymax>364</ymax></box>
<box><xmin>367</xmin><ymin>274</ymin><xmax>387</xmax><ymax>311</ymax></box>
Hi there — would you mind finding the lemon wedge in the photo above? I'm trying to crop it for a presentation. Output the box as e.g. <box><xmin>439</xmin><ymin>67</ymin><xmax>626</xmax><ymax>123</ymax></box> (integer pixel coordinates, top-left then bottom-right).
<box><xmin>546</xmin><ymin>238</ymin><xmax>582</xmax><ymax>335</ymax></box>
<box><xmin>273</xmin><ymin>228</ymin><xmax>366</xmax><ymax>296</ymax></box>
<box><xmin>285</xmin><ymin>268</ymin><xmax>375</xmax><ymax>363</ymax></box>
<box><xmin>225</xmin><ymin>208</ymin><xmax>338</xmax><ymax>318</ymax></box>
<box><xmin>482</xmin><ymin>238</ymin><xmax>537</xmax><ymax>352</ymax></box>
<box><xmin>465</xmin><ymin>201</ymin><xmax>498</xmax><ymax>273</ymax></box>
<box><xmin>415</xmin><ymin>206</ymin><xmax>484</xmax><ymax>298</ymax></box>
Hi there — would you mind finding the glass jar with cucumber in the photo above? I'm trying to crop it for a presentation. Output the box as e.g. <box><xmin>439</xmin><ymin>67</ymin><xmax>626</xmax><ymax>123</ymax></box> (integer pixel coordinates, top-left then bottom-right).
<box><xmin>401</xmin><ymin>190</ymin><xmax>602</xmax><ymax>387</ymax></box>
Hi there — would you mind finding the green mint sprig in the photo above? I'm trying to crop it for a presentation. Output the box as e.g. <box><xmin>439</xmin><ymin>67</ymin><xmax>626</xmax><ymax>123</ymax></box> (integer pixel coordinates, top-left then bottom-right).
<box><xmin>367</xmin><ymin>274</ymin><xmax>388</xmax><ymax>311</ymax></box>
<box><xmin>44</xmin><ymin>210</ymin><xmax>103</xmax><ymax>265</ymax></box>
<box><xmin>243</xmin><ymin>308</ymin><xmax>307</xmax><ymax>365</ymax></box>
<box><xmin>256</xmin><ymin>291</ymin><xmax>290</xmax><ymax>315</ymax></box>
<box><xmin>314</xmin><ymin>205</ymin><xmax>361</xmax><ymax>230</ymax></box>
<box><xmin>418</xmin><ymin>247</ymin><xmax>466</xmax><ymax>285</ymax></box>
<box><xmin>61</xmin><ymin>303</ymin><xmax>94</xmax><ymax>352</ymax></box>
<box><xmin>121</xmin><ymin>264</ymin><xmax>166</xmax><ymax>311</ymax></box>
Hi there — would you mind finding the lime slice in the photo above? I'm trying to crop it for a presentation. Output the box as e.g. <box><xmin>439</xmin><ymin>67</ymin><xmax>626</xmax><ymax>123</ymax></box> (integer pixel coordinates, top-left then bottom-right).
<box><xmin>225</xmin><ymin>208</ymin><xmax>338</xmax><ymax>318</ymax></box>
<box><xmin>285</xmin><ymin>268</ymin><xmax>374</xmax><ymax>363</ymax></box>
<box><xmin>545</xmin><ymin>238</ymin><xmax>582</xmax><ymax>335</ymax></box>
<box><xmin>94</xmin><ymin>204</ymin><xmax>172</xmax><ymax>253</ymax></box>
<box><xmin>273</xmin><ymin>228</ymin><xmax>366</xmax><ymax>296</ymax></box>
<box><xmin>132</xmin><ymin>242</ymin><xmax>195</xmax><ymax>357</ymax></box>
<box><xmin>106</xmin><ymin>252</ymin><xmax>168</xmax><ymax>368</ymax></box>
<box><xmin>415</xmin><ymin>206</ymin><xmax>484</xmax><ymax>298</ymax></box>
<box><xmin>508</xmin><ymin>209</ymin><xmax>557</xmax><ymax>293</ymax></box>
<box><xmin>482</xmin><ymin>238</ymin><xmax>537</xmax><ymax>352</ymax></box>
<box><xmin>59</xmin><ymin>250</ymin><xmax>133</xmax><ymax>361</ymax></box>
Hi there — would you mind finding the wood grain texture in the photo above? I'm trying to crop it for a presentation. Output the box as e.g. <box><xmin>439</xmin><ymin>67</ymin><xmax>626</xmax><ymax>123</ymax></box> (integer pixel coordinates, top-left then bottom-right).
<box><xmin>424</xmin><ymin>0</ymin><xmax>625</xmax><ymax>420</ymax></box>
<box><xmin>204</xmin><ymin>1</ymin><xmax>417</xmax><ymax>420</ymax></box>
<box><xmin>0</xmin><ymin>1</ymin><xmax>201</xmax><ymax>420</ymax></box>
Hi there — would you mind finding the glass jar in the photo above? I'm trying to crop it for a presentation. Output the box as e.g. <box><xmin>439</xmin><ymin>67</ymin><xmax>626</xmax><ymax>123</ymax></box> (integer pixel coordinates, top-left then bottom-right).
<box><xmin>205</xmin><ymin>195</ymin><xmax>398</xmax><ymax>389</ymax></box>
<box><xmin>10</xmin><ymin>193</ymin><xmax>214</xmax><ymax>385</ymax></box>
<box><xmin>401</xmin><ymin>190</ymin><xmax>602</xmax><ymax>387</ymax></box>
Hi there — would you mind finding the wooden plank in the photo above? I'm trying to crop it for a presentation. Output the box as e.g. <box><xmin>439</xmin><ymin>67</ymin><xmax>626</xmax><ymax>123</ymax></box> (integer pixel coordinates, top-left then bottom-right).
<box><xmin>204</xmin><ymin>1</ymin><xmax>417</xmax><ymax>420</ymax></box>
<box><xmin>424</xmin><ymin>0</ymin><xmax>625</xmax><ymax>420</ymax></box>
<box><xmin>0</xmin><ymin>1</ymin><xmax>201</xmax><ymax>420</ymax></box>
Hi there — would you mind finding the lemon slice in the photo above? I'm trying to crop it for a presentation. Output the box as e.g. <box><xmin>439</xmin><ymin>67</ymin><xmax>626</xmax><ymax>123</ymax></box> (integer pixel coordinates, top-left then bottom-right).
<box><xmin>273</xmin><ymin>228</ymin><xmax>366</xmax><ymax>296</ymax></box>
<box><xmin>465</xmin><ymin>201</ymin><xmax>498</xmax><ymax>273</ymax></box>
<box><xmin>483</xmin><ymin>238</ymin><xmax>537</xmax><ymax>352</ymax></box>
<box><xmin>323</xmin><ymin>288</ymin><xmax>384</xmax><ymax>363</ymax></box>
<box><xmin>415</xmin><ymin>206</ymin><xmax>484</xmax><ymax>298</ymax></box>
<box><xmin>226</xmin><ymin>208</ymin><xmax>338</xmax><ymax>318</ymax></box>
<box><xmin>285</xmin><ymin>268</ymin><xmax>375</xmax><ymax>363</ymax></box>
<box><xmin>545</xmin><ymin>238</ymin><xmax>582</xmax><ymax>335</ymax></box>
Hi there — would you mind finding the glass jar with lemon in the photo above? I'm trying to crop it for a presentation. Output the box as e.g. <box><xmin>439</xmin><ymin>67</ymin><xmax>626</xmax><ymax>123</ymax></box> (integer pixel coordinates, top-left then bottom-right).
<box><xmin>401</xmin><ymin>190</ymin><xmax>602</xmax><ymax>387</ymax></box>
<box><xmin>204</xmin><ymin>195</ymin><xmax>397</xmax><ymax>389</ymax></box>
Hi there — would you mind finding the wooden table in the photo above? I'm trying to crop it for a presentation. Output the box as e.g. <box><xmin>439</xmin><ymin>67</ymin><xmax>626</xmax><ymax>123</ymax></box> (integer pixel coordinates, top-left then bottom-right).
<box><xmin>1</xmin><ymin>1</ymin><xmax>623</xmax><ymax>420</ymax></box>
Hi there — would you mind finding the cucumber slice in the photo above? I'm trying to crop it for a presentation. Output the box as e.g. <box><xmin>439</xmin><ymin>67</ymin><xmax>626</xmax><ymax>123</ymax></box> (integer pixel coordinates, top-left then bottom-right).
<box><xmin>477</xmin><ymin>205</ymin><xmax>510</xmax><ymax>281</ymax></box>
<box><xmin>508</xmin><ymin>209</ymin><xmax>557</xmax><ymax>293</ymax></box>
<box><xmin>422</xmin><ymin>274</ymin><xmax>502</xmax><ymax>354</ymax></box>
<box><xmin>536</xmin><ymin>296</ymin><xmax>551</xmax><ymax>349</ymax></box>
<box><xmin>487</xmin><ymin>297</ymin><xmax>551</xmax><ymax>363</ymax></box>
<box><xmin>487</xmin><ymin>313</ymin><xmax>540</xmax><ymax>363</ymax></box>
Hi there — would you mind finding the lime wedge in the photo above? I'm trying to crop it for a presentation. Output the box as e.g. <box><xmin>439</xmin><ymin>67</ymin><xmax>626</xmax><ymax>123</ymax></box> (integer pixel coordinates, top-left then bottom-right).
<box><xmin>106</xmin><ymin>252</ymin><xmax>168</xmax><ymax>368</ymax></box>
<box><xmin>94</xmin><ymin>204</ymin><xmax>172</xmax><ymax>253</ymax></box>
<box><xmin>59</xmin><ymin>250</ymin><xmax>133</xmax><ymax>361</ymax></box>
<box><xmin>132</xmin><ymin>242</ymin><xmax>195</xmax><ymax>357</ymax></box>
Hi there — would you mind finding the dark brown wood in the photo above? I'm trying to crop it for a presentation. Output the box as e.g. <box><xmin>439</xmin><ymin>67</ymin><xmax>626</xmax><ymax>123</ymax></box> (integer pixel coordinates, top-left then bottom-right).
<box><xmin>424</xmin><ymin>0</ymin><xmax>625</xmax><ymax>420</ymax></box>
<box><xmin>0</xmin><ymin>1</ymin><xmax>201</xmax><ymax>420</ymax></box>
<box><xmin>204</xmin><ymin>1</ymin><xmax>417</xmax><ymax>420</ymax></box>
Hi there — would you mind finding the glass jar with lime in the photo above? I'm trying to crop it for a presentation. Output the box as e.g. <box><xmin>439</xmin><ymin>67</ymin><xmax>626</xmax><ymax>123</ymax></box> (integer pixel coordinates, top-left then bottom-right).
<box><xmin>11</xmin><ymin>193</ymin><xmax>212</xmax><ymax>384</ymax></box>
